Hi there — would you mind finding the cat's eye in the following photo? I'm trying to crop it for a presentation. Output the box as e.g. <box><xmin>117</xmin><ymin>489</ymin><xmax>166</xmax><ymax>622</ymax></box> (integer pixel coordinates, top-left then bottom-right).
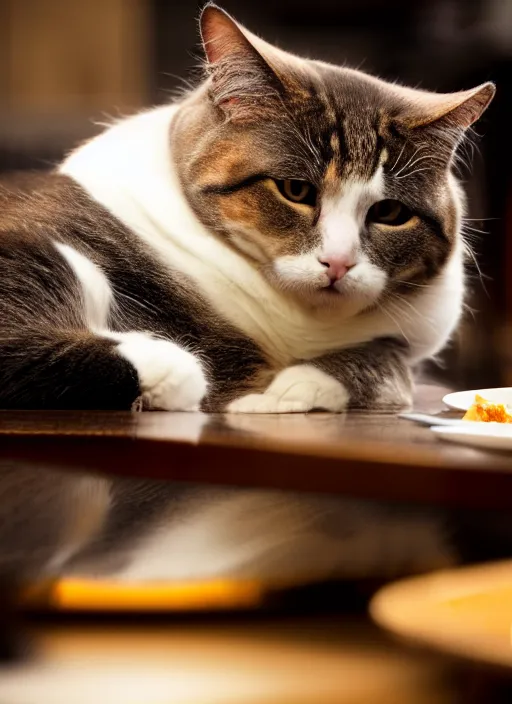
<box><xmin>367</xmin><ymin>199</ymin><xmax>414</xmax><ymax>227</ymax></box>
<box><xmin>275</xmin><ymin>179</ymin><xmax>317</xmax><ymax>206</ymax></box>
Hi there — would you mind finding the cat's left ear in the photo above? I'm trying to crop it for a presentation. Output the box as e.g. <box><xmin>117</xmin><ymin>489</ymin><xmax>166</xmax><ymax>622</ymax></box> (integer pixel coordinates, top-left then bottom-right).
<box><xmin>402</xmin><ymin>82</ymin><xmax>496</xmax><ymax>133</ymax></box>
<box><xmin>200</xmin><ymin>4</ymin><xmax>285</xmax><ymax>121</ymax></box>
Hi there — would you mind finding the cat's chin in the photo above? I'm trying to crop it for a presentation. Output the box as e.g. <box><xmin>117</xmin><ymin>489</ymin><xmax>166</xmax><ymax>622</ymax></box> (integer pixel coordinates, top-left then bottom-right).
<box><xmin>310</xmin><ymin>286</ymin><xmax>347</xmax><ymax>306</ymax></box>
<box><xmin>284</xmin><ymin>282</ymin><xmax>378</xmax><ymax>316</ymax></box>
<box><xmin>313</xmin><ymin>290</ymin><xmax>377</xmax><ymax>315</ymax></box>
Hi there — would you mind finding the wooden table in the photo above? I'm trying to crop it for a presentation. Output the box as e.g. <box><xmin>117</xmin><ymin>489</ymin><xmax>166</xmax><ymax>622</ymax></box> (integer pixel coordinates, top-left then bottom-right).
<box><xmin>0</xmin><ymin>384</ymin><xmax>511</xmax><ymax>702</ymax></box>
<box><xmin>0</xmin><ymin>385</ymin><xmax>512</xmax><ymax>509</ymax></box>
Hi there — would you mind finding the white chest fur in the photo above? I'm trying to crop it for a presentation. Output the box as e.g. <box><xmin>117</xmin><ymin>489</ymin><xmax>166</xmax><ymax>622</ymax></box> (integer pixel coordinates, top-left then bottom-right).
<box><xmin>60</xmin><ymin>105</ymin><xmax>464</xmax><ymax>366</ymax></box>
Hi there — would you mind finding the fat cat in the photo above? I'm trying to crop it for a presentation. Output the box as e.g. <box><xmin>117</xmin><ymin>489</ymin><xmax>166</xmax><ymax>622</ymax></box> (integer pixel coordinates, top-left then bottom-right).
<box><xmin>0</xmin><ymin>5</ymin><xmax>494</xmax><ymax>411</ymax></box>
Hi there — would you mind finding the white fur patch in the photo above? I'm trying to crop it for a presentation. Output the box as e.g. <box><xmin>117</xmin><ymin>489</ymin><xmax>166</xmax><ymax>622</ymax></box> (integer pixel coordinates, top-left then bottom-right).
<box><xmin>54</xmin><ymin>241</ymin><xmax>112</xmax><ymax>331</ymax></box>
<box><xmin>112</xmin><ymin>332</ymin><xmax>207</xmax><ymax>411</ymax></box>
<box><xmin>228</xmin><ymin>364</ymin><xmax>348</xmax><ymax>413</ymax></box>
<box><xmin>321</xmin><ymin>210</ymin><xmax>359</xmax><ymax>265</ymax></box>
<box><xmin>320</xmin><ymin>169</ymin><xmax>384</xmax><ymax>261</ymax></box>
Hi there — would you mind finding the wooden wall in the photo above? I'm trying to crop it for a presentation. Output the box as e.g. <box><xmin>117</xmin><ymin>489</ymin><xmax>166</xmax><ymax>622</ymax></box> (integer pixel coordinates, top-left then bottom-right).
<box><xmin>0</xmin><ymin>0</ymin><xmax>151</xmax><ymax>115</ymax></box>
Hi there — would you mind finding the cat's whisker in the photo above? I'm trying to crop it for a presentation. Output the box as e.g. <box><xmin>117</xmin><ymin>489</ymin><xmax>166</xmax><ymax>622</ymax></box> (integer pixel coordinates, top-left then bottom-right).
<box><xmin>393</xmin><ymin>146</ymin><xmax>428</xmax><ymax>178</ymax></box>
<box><xmin>462</xmin><ymin>241</ymin><xmax>490</xmax><ymax>296</ymax></box>
<box><xmin>394</xmin><ymin>280</ymin><xmax>430</xmax><ymax>289</ymax></box>
<box><xmin>461</xmin><ymin>234</ymin><xmax>482</xmax><ymax>249</ymax></box>
<box><xmin>462</xmin><ymin>301</ymin><xmax>478</xmax><ymax>321</ymax></box>
<box><xmin>461</xmin><ymin>229</ymin><xmax>485</xmax><ymax>240</ymax></box>
<box><xmin>376</xmin><ymin>301</ymin><xmax>411</xmax><ymax>344</ymax></box>
<box><xmin>462</xmin><ymin>221</ymin><xmax>487</xmax><ymax>229</ymax></box>
<box><xmin>389</xmin><ymin>143</ymin><xmax>407</xmax><ymax>173</ymax></box>
<box><xmin>461</xmin><ymin>222</ymin><xmax>488</xmax><ymax>236</ymax></box>
<box><xmin>288</xmin><ymin>116</ymin><xmax>323</xmax><ymax>168</ymax></box>
<box><xmin>392</xmin><ymin>294</ymin><xmax>436</xmax><ymax>323</ymax></box>
<box><xmin>385</xmin><ymin>294</ymin><xmax>439</xmax><ymax>336</ymax></box>
<box><xmin>461</xmin><ymin>225</ymin><xmax>485</xmax><ymax>239</ymax></box>
<box><xmin>381</xmin><ymin>296</ymin><xmax>416</xmax><ymax>328</ymax></box>
<box><xmin>161</xmin><ymin>71</ymin><xmax>196</xmax><ymax>92</ymax></box>
<box><xmin>394</xmin><ymin>166</ymin><xmax>435</xmax><ymax>180</ymax></box>
<box><xmin>394</xmin><ymin>153</ymin><xmax>440</xmax><ymax>176</ymax></box>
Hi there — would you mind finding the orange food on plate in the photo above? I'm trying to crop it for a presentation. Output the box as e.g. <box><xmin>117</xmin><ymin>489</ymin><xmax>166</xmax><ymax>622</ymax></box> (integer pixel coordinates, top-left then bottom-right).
<box><xmin>463</xmin><ymin>394</ymin><xmax>512</xmax><ymax>423</ymax></box>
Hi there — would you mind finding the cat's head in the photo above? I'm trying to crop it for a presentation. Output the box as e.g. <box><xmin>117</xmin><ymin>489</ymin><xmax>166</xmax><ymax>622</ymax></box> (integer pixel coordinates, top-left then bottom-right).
<box><xmin>174</xmin><ymin>4</ymin><xmax>494</xmax><ymax>313</ymax></box>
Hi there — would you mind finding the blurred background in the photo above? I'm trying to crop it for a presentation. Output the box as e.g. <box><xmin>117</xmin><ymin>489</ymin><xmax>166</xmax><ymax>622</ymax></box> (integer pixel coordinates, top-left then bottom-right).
<box><xmin>0</xmin><ymin>0</ymin><xmax>510</xmax><ymax>389</ymax></box>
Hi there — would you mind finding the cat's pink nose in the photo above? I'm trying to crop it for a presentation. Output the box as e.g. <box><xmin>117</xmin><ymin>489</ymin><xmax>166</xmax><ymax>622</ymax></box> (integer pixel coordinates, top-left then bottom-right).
<box><xmin>318</xmin><ymin>256</ymin><xmax>354</xmax><ymax>282</ymax></box>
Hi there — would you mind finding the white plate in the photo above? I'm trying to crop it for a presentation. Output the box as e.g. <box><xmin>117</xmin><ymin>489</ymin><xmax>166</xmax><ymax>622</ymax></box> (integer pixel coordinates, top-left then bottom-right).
<box><xmin>442</xmin><ymin>387</ymin><xmax>512</xmax><ymax>411</ymax></box>
<box><xmin>432</xmin><ymin>424</ymin><xmax>512</xmax><ymax>451</ymax></box>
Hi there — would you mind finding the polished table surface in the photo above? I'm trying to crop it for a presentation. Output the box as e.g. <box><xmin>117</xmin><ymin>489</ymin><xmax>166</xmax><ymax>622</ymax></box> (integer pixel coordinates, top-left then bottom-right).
<box><xmin>0</xmin><ymin>386</ymin><xmax>511</xmax><ymax>703</ymax></box>
<box><xmin>1</xmin><ymin>384</ymin><xmax>512</xmax><ymax>508</ymax></box>
<box><xmin>0</xmin><ymin>615</ymin><xmax>466</xmax><ymax>704</ymax></box>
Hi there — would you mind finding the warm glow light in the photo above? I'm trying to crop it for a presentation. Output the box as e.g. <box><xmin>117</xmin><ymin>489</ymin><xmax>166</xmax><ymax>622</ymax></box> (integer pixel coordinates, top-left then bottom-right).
<box><xmin>21</xmin><ymin>579</ymin><xmax>264</xmax><ymax>612</ymax></box>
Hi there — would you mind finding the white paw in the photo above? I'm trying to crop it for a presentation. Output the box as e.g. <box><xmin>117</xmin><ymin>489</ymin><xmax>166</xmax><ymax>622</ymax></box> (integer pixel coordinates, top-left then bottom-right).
<box><xmin>113</xmin><ymin>332</ymin><xmax>207</xmax><ymax>411</ymax></box>
<box><xmin>227</xmin><ymin>365</ymin><xmax>348</xmax><ymax>414</ymax></box>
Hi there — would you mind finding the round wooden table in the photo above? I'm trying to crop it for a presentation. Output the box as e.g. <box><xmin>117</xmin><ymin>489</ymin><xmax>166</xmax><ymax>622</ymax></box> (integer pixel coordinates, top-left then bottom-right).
<box><xmin>1</xmin><ymin>385</ymin><xmax>512</xmax><ymax>508</ymax></box>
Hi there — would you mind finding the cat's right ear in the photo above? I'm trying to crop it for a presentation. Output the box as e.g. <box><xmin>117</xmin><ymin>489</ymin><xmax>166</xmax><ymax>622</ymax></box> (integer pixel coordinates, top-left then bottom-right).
<box><xmin>200</xmin><ymin>4</ymin><xmax>284</xmax><ymax>122</ymax></box>
<box><xmin>402</xmin><ymin>83</ymin><xmax>496</xmax><ymax>132</ymax></box>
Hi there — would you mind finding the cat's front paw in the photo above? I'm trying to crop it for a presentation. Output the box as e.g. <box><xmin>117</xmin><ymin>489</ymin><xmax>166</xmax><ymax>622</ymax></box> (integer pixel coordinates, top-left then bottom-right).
<box><xmin>115</xmin><ymin>333</ymin><xmax>207</xmax><ymax>411</ymax></box>
<box><xmin>227</xmin><ymin>365</ymin><xmax>348</xmax><ymax>414</ymax></box>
